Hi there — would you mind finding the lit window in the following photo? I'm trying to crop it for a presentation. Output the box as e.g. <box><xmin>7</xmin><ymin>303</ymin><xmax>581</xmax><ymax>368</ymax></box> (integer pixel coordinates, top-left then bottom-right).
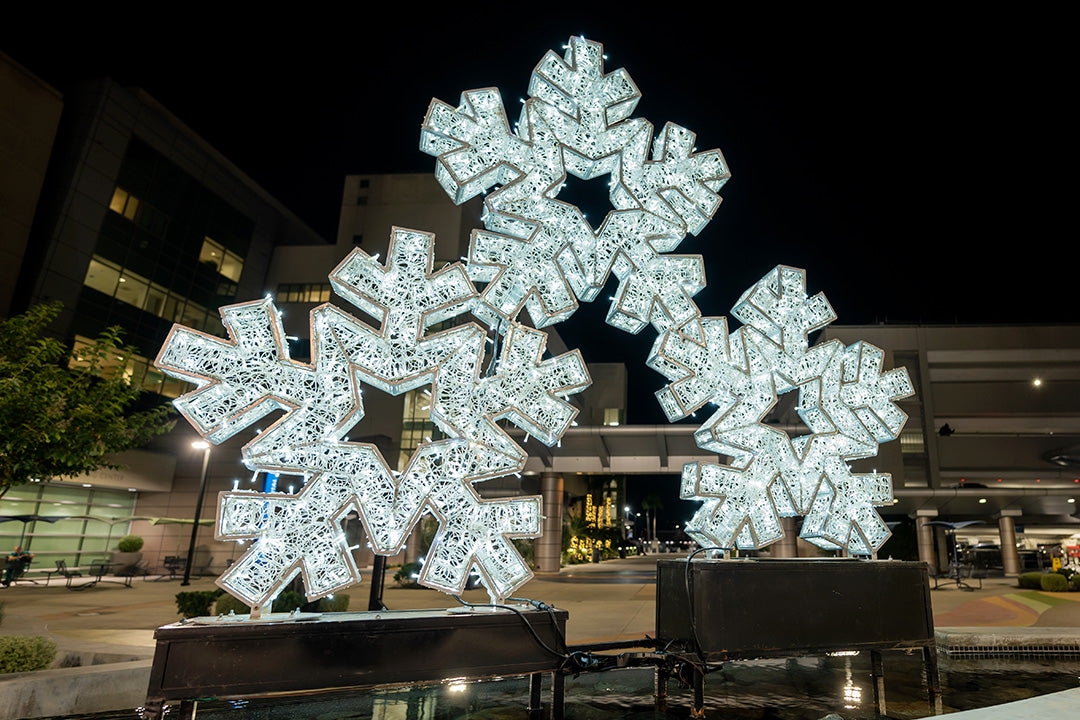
<box><xmin>109</xmin><ymin>187</ymin><xmax>140</xmax><ymax>220</ymax></box>
<box><xmin>199</xmin><ymin>237</ymin><xmax>244</xmax><ymax>282</ymax></box>
<box><xmin>603</xmin><ymin>408</ymin><xmax>624</xmax><ymax>426</ymax></box>
<box><xmin>109</xmin><ymin>188</ymin><xmax>128</xmax><ymax>214</ymax></box>
<box><xmin>84</xmin><ymin>257</ymin><xmax>122</xmax><ymax>296</ymax></box>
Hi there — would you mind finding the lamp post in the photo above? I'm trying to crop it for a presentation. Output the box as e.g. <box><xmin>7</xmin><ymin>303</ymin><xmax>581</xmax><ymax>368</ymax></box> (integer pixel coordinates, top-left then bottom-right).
<box><xmin>181</xmin><ymin>440</ymin><xmax>211</xmax><ymax>586</ymax></box>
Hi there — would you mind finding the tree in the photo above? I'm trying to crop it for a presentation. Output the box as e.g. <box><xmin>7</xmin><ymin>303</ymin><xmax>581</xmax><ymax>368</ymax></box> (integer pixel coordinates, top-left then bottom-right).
<box><xmin>642</xmin><ymin>493</ymin><xmax>664</xmax><ymax>544</ymax></box>
<box><xmin>0</xmin><ymin>302</ymin><xmax>174</xmax><ymax>498</ymax></box>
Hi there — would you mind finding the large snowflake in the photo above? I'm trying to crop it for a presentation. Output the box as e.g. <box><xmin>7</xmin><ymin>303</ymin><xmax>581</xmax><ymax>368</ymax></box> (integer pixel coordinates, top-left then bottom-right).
<box><xmin>423</xmin><ymin>36</ymin><xmax>914</xmax><ymax>556</ymax></box>
<box><xmin>157</xmin><ymin>229</ymin><xmax>588</xmax><ymax>609</ymax></box>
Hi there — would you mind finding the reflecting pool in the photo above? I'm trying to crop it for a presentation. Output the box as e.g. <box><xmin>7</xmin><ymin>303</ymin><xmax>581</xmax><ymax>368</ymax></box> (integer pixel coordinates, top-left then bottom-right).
<box><xmin>64</xmin><ymin>651</ymin><xmax>1080</xmax><ymax>719</ymax></box>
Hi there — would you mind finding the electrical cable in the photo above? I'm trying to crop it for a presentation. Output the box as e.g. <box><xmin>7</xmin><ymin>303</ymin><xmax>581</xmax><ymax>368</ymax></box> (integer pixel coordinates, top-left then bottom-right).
<box><xmin>684</xmin><ymin>546</ymin><xmax>726</xmax><ymax>671</ymax></box>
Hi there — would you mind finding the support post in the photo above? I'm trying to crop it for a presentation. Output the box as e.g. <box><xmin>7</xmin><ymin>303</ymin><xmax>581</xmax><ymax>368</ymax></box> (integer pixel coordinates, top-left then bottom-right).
<box><xmin>997</xmin><ymin>509</ymin><xmax>1022</xmax><ymax>577</ymax></box>
<box><xmin>537</xmin><ymin>471</ymin><xmax>563</xmax><ymax>574</ymax></box>
<box><xmin>774</xmin><ymin>517</ymin><xmax>798</xmax><ymax>558</ymax></box>
<box><xmin>528</xmin><ymin>672</ymin><xmax>542</xmax><ymax>716</ymax></box>
<box><xmin>870</xmin><ymin>649</ymin><xmax>886</xmax><ymax>716</ymax></box>
<box><xmin>368</xmin><ymin>555</ymin><xmax>386</xmax><ymax>611</ymax></box>
<box><xmin>923</xmin><ymin>644</ymin><xmax>942</xmax><ymax>715</ymax></box>
<box><xmin>914</xmin><ymin>509</ymin><xmax>938</xmax><ymax>572</ymax></box>
<box><xmin>182</xmin><ymin>443</ymin><xmax>211</xmax><ymax>586</ymax></box>
<box><xmin>691</xmin><ymin>666</ymin><xmax>705</xmax><ymax>719</ymax></box>
<box><xmin>654</xmin><ymin>664</ymin><xmax>668</xmax><ymax>713</ymax></box>
<box><xmin>404</xmin><ymin>524</ymin><xmax>422</xmax><ymax>564</ymax></box>
<box><xmin>550</xmin><ymin>669</ymin><xmax>564</xmax><ymax>720</ymax></box>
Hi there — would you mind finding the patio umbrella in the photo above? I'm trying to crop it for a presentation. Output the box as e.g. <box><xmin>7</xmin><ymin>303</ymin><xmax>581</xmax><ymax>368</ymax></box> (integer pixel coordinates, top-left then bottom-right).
<box><xmin>0</xmin><ymin>514</ymin><xmax>68</xmax><ymax>548</ymax></box>
<box><xmin>147</xmin><ymin>516</ymin><xmax>215</xmax><ymax>555</ymax></box>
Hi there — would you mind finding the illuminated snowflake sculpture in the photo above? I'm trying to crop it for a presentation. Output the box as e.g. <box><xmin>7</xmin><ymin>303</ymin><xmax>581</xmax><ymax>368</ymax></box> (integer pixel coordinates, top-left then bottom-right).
<box><xmin>422</xmin><ymin>36</ymin><xmax>914</xmax><ymax>556</ymax></box>
<box><xmin>157</xmin><ymin>228</ymin><xmax>589</xmax><ymax>609</ymax></box>
<box><xmin>158</xmin><ymin>36</ymin><xmax>913</xmax><ymax>613</ymax></box>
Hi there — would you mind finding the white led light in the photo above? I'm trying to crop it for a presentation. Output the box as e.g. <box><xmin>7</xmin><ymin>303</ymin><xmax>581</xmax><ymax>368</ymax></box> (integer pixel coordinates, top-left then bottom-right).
<box><xmin>421</xmin><ymin>35</ymin><xmax>728</xmax><ymax>333</ymax></box>
<box><xmin>658</xmin><ymin>267</ymin><xmax>914</xmax><ymax>554</ymax></box>
<box><xmin>158</xmin><ymin>36</ymin><xmax>913</xmax><ymax>612</ymax></box>
<box><xmin>422</xmin><ymin>37</ymin><xmax>912</xmax><ymax>558</ymax></box>
<box><xmin>157</xmin><ymin>229</ymin><xmax>589</xmax><ymax>608</ymax></box>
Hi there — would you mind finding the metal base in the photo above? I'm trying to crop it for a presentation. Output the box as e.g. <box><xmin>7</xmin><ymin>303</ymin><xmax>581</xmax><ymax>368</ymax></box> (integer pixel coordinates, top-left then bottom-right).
<box><xmin>144</xmin><ymin>606</ymin><xmax>567</xmax><ymax>718</ymax></box>
<box><xmin>655</xmin><ymin>558</ymin><xmax>941</xmax><ymax>716</ymax></box>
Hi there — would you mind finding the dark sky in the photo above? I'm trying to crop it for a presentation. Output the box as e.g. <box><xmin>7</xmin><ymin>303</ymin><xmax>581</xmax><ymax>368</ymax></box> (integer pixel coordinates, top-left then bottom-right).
<box><xmin>3</xmin><ymin>10</ymin><xmax>1071</xmax><ymax>401</ymax></box>
<box><xmin>3</xmin><ymin>11</ymin><xmax>1070</xmax><ymax>528</ymax></box>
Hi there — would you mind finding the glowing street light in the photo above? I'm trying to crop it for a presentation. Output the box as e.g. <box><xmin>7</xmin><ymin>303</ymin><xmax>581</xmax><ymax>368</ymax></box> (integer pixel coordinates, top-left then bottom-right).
<box><xmin>181</xmin><ymin>440</ymin><xmax>211</xmax><ymax>586</ymax></box>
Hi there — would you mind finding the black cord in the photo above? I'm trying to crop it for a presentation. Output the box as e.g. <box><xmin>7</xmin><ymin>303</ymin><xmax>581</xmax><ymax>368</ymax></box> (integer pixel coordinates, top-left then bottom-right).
<box><xmin>685</xmin><ymin>546</ymin><xmax>725</xmax><ymax>668</ymax></box>
<box><xmin>451</xmin><ymin>595</ymin><xmax>567</xmax><ymax>660</ymax></box>
<box><xmin>451</xmin><ymin>595</ymin><xmax>637</xmax><ymax>675</ymax></box>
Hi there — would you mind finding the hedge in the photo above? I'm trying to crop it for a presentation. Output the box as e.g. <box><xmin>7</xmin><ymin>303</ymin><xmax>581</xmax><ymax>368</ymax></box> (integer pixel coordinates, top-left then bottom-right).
<box><xmin>0</xmin><ymin>636</ymin><xmax>57</xmax><ymax>674</ymax></box>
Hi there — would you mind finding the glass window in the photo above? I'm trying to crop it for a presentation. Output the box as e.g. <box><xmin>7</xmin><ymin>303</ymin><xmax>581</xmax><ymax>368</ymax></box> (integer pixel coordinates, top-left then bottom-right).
<box><xmin>180</xmin><ymin>301</ymin><xmax>206</xmax><ymax>329</ymax></box>
<box><xmin>199</xmin><ymin>237</ymin><xmax>225</xmax><ymax>272</ymax></box>
<box><xmin>114</xmin><ymin>270</ymin><xmax>149</xmax><ymax>309</ymax></box>
<box><xmin>109</xmin><ymin>187</ymin><xmax>129</xmax><ymax>214</ymax></box>
<box><xmin>84</xmin><ymin>258</ymin><xmax>121</xmax><ymax>296</ymax></box>
<box><xmin>144</xmin><ymin>286</ymin><xmax>166</xmax><ymax>316</ymax></box>
<box><xmin>199</xmin><ymin>237</ymin><xmax>244</xmax><ymax>282</ymax></box>
<box><xmin>163</xmin><ymin>294</ymin><xmax>181</xmax><ymax>322</ymax></box>
<box><xmin>220</xmin><ymin>251</ymin><xmax>243</xmax><ymax>282</ymax></box>
<box><xmin>123</xmin><ymin>195</ymin><xmax>140</xmax><ymax>221</ymax></box>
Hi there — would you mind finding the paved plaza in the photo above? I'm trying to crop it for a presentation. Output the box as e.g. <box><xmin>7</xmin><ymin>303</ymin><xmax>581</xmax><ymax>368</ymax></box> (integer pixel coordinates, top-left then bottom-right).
<box><xmin>4</xmin><ymin>555</ymin><xmax>1080</xmax><ymax>660</ymax></box>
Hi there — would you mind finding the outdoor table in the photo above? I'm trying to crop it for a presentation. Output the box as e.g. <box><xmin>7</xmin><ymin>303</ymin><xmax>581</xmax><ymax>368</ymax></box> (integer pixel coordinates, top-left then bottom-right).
<box><xmin>89</xmin><ymin>559</ymin><xmax>133</xmax><ymax>588</ymax></box>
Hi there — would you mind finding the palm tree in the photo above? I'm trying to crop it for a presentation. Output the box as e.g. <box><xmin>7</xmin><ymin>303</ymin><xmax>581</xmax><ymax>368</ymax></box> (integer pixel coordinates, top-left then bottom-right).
<box><xmin>641</xmin><ymin>493</ymin><xmax>664</xmax><ymax>546</ymax></box>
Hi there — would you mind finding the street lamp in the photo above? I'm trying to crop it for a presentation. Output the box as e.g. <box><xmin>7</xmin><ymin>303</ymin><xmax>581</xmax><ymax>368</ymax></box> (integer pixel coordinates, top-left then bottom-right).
<box><xmin>181</xmin><ymin>440</ymin><xmax>211</xmax><ymax>586</ymax></box>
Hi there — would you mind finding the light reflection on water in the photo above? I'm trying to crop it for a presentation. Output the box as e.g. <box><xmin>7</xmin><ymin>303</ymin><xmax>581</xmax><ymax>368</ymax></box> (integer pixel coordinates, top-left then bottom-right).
<box><xmin>64</xmin><ymin>652</ymin><xmax>1080</xmax><ymax>720</ymax></box>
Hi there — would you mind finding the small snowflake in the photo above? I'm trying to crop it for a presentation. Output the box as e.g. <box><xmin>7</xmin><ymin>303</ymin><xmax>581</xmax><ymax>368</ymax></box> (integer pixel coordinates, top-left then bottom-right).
<box><xmin>654</xmin><ymin>267</ymin><xmax>914</xmax><ymax>554</ymax></box>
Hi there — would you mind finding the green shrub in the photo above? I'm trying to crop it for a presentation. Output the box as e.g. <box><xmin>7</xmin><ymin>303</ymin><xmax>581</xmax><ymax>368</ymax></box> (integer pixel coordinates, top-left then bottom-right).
<box><xmin>1018</xmin><ymin>572</ymin><xmax>1044</xmax><ymax>589</ymax></box>
<box><xmin>272</xmin><ymin>590</ymin><xmax>305</xmax><ymax>613</ymax></box>
<box><xmin>316</xmin><ymin>594</ymin><xmax>350</xmax><ymax>612</ymax></box>
<box><xmin>0</xmin><ymin>636</ymin><xmax>57</xmax><ymax>674</ymax></box>
<box><xmin>117</xmin><ymin>534</ymin><xmax>144</xmax><ymax>552</ymax></box>
<box><xmin>176</xmin><ymin>590</ymin><xmax>224</xmax><ymax>618</ymax></box>
<box><xmin>1041</xmin><ymin>573</ymin><xmax>1069</xmax><ymax>592</ymax></box>
<box><xmin>0</xmin><ymin>599</ymin><xmax>5</xmax><ymax>626</ymax></box>
<box><xmin>214</xmin><ymin>593</ymin><xmax>250</xmax><ymax>615</ymax></box>
<box><xmin>1070</xmin><ymin>576</ymin><xmax>1080</xmax><ymax>592</ymax></box>
<box><xmin>394</xmin><ymin>562</ymin><xmax>422</xmax><ymax>588</ymax></box>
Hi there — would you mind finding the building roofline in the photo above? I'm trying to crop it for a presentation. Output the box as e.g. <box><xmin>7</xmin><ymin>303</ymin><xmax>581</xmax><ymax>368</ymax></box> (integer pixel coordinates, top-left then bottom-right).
<box><xmin>129</xmin><ymin>86</ymin><xmax>328</xmax><ymax>246</ymax></box>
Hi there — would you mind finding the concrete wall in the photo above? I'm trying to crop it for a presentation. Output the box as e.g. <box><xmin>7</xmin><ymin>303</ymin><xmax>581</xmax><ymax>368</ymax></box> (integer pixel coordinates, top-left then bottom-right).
<box><xmin>0</xmin><ymin>660</ymin><xmax>151</xmax><ymax>719</ymax></box>
<box><xmin>0</xmin><ymin>52</ymin><xmax>63</xmax><ymax>317</ymax></box>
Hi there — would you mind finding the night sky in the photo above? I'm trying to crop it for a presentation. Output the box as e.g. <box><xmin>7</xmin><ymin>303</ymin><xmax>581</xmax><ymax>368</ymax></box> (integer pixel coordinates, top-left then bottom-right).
<box><xmin>3</xmin><ymin>11</ymin><xmax>1072</xmax><ymax>523</ymax></box>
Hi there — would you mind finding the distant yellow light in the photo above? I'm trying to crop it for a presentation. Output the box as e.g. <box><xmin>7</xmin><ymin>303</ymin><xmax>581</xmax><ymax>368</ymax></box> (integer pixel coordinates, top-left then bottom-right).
<box><xmin>1033</xmin><ymin>378</ymin><xmax>1042</xmax><ymax>387</ymax></box>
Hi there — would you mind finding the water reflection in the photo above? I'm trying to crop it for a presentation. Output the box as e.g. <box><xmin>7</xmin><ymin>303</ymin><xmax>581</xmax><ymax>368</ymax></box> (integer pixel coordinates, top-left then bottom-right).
<box><xmin>66</xmin><ymin>652</ymin><xmax>1080</xmax><ymax>719</ymax></box>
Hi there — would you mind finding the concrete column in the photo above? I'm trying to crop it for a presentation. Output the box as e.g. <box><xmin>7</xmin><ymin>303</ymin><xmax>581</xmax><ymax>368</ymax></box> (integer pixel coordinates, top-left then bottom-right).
<box><xmin>914</xmin><ymin>509</ymin><xmax>938</xmax><ymax>571</ymax></box>
<box><xmin>536</xmin><ymin>471</ymin><xmax>563</xmax><ymax>574</ymax></box>
<box><xmin>773</xmin><ymin>517</ymin><xmax>799</xmax><ymax>558</ymax></box>
<box><xmin>403</xmin><ymin>524</ymin><xmax>422</xmax><ymax>564</ymax></box>
<box><xmin>998</xmin><ymin>509</ymin><xmax>1022</xmax><ymax>576</ymax></box>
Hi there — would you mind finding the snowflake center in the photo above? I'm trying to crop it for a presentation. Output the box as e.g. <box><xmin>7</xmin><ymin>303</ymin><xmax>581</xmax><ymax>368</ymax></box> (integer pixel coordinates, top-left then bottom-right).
<box><xmin>773</xmin><ymin>383</ymin><xmax>814</xmax><ymax>450</ymax></box>
<box><xmin>558</xmin><ymin>171</ymin><xmax>614</xmax><ymax>233</ymax></box>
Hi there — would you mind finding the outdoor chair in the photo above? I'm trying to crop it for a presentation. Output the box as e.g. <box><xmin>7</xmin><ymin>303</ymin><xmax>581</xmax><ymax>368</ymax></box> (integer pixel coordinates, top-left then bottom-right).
<box><xmin>958</xmin><ymin>562</ymin><xmax>984</xmax><ymax>590</ymax></box>
<box><xmin>55</xmin><ymin>559</ymin><xmax>88</xmax><ymax>590</ymax></box>
<box><xmin>117</xmin><ymin>559</ymin><xmax>149</xmax><ymax>586</ymax></box>
<box><xmin>194</xmin><ymin>555</ymin><xmax>214</xmax><ymax>577</ymax></box>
